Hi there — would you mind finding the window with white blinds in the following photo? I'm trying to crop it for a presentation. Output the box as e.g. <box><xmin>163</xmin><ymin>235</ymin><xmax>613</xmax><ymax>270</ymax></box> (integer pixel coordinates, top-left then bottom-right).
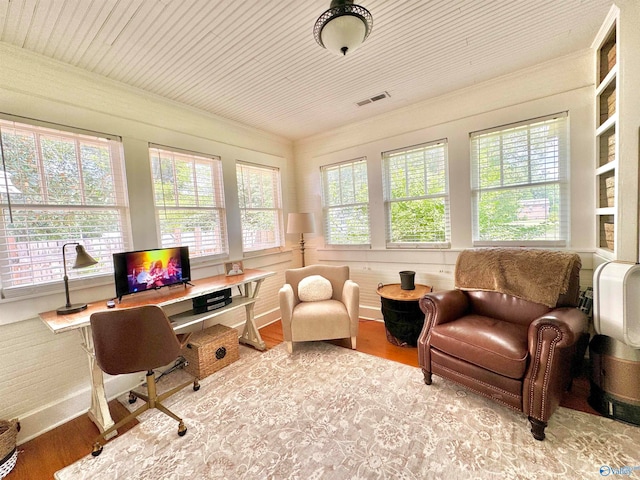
<box><xmin>321</xmin><ymin>158</ymin><xmax>370</xmax><ymax>245</ymax></box>
<box><xmin>150</xmin><ymin>146</ymin><xmax>227</xmax><ymax>258</ymax></box>
<box><xmin>236</xmin><ymin>162</ymin><xmax>283</xmax><ymax>253</ymax></box>
<box><xmin>0</xmin><ymin>118</ymin><xmax>131</xmax><ymax>293</ymax></box>
<box><xmin>470</xmin><ymin>113</ymin><xmax>568</xmax><ymax>246</ymax></box>
<box><xmin>382</xmin><ymin>140</ymin><xmax>450</xmax><ymax>247</ymax></box>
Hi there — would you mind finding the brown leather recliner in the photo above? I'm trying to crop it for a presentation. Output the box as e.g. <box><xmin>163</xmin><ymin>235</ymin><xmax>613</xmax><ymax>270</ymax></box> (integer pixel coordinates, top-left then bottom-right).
<box><xmin>417</xmin><ymin>248</ymin><xmax>588</xmax><ymax>440</ymax></box>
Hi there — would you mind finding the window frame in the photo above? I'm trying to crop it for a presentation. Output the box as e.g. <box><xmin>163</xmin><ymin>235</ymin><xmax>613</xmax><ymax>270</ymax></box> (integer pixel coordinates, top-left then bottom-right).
<box><xmin>470</xmin><ymin>112</ymin><xmax>569</xmax><ymax>247</ymax></box>
<box><xmin>236</xmin><ymin>161</ymin><xmax>284</xmax><ymax>255</ymax></box>
<box><xmin>0</xmin><ymin>116</ymin><xmax>131</xmax><ymax>297</ymax></box>
<box><xmin>320</xmin><ymin>157</ymin><xmax>371</xmax><ymax>247</ymax></box>
<box><xmin>149</xmin><ymin>144</ymin><xmax>228</xmax><ymax>260</ymax></box>
<box><xmin>382</xmin><ymin>139</ymin><xmax>451</xmax><ymax>249</ymax></box>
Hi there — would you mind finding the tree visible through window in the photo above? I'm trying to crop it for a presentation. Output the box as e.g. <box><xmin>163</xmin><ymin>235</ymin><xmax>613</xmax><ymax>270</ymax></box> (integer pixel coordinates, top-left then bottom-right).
<box><xmin>236</xmin><ymin>162</ymin><xmax>283</xmax><ymax>253</ymax></box>
<box><xmin>382</xmin><ymin>140</ymin><xmax>450</xmax><ymax>247</ymax></box>
<box><xmin>0</xmin><ymin>118</ymin><xmax>131</xmax><ymax>291</ymax></box>
<box><xmin>471</xmin><ymin>113</ymin><xmax>568</xmax><ymax>245</ymax></box>
<box><xmin>321</xmin><ymin>158</ymin><xmax>370</xmax><ymax>245</ymax></box>
<box><xmin>150</xmin><ymin>146</ymin><xmax>227</xmax><ymax>257</ymax></box>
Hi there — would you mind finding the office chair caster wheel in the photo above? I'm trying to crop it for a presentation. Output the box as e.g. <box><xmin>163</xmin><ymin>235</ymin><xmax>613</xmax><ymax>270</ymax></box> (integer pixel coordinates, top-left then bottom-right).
<box><xmin>91</xmin><ymin>443</ymin><xmax>103</xmax><ymax>457</ymax></box>
<box><xmin>128</xmin><ymin>392</ymin><xmax>137</xmax><ymax>404</ymax></box>
<box><xmin>178</xmin><ymin>421</ymin><xmax>187</xmax><ymax>437</ymax></box>
<box><xmin>193</xmin><ymin>380</ymin><xmax>200</xmax><ymax>391</ymax></box>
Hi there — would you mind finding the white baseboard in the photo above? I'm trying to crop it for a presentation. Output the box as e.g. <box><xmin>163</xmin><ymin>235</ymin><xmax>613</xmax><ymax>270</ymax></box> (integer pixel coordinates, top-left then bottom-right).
<box><xmin>16</xmin><ymin>372</ymin><xmax>146</xmax><ymax>445</ymax></box>
<box><xmin>359</xmin><ymin>305</ymin><xmax>383</xmax><ymax>322</ymax></box>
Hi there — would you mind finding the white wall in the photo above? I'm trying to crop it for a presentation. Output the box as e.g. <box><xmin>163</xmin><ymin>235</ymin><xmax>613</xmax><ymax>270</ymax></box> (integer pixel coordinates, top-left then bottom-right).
<box><xmin>0</xmin><ymin>43</ymin><xmax>296</xmax><ymax>443</ymax></box>
<box><xmin>293</xmin><ymin>50</ymin><xmax>597</xmax><ymax>320</ymax></box>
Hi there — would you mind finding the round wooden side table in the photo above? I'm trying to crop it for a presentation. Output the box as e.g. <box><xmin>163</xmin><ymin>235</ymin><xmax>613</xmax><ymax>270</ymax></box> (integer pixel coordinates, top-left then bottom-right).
<box><xmin>376</xmin><ymin>283</ymin><xmax>432</xmax><ymax>347</ymax></box>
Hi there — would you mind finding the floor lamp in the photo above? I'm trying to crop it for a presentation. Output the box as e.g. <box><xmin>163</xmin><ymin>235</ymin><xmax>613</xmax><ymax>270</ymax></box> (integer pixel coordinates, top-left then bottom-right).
<box><xmin>287</xmin><ymin>213</ymin><xmax>315</xmax><ymax>267</ymax></box>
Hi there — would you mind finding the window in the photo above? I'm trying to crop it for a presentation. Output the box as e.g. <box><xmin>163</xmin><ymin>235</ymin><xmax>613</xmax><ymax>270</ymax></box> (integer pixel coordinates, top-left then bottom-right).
<box><xmin>471</xmin><ymin>113</ymin><xmax>568</xmax><ymax>245</ymax></box>
<box><xmin>0</xmin><ymin>118</ymin><xmax>131</xmax><ymax>293</ymax></box>
<box><xmin>150</xmin><ymin>146</ymin><xmax>227</xmax><ymax>258</ymax></box>
<box><xmin>321</xmin><ymin>158</ymin><xmax>370</xmax><ymax>245</ymax></box>
<box><xmin>236</xmin><ymin>162</ymin><xmax>283</xmax><ymax>253</ymax></box>
<box><xmin>382</xmin><ymin>140</ymin><xmax>450</xmax><ymax>247</ymax></box>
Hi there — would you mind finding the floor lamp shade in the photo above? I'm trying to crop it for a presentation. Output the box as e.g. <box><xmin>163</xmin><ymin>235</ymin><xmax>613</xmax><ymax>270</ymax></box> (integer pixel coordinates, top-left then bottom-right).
<box><xmin>56</xmin><ymin>243</ymin><xmax>99</xmax><ymax>315</ymax></box>
<box><xmin>287</xmin><ymin>213</ymin><xmax>316</xmax><ymax>235</ymax></box>
<box><xmin>287</xmin><ymin>213</ymin><xmax>315</xmax><ymax>267</ymax></box>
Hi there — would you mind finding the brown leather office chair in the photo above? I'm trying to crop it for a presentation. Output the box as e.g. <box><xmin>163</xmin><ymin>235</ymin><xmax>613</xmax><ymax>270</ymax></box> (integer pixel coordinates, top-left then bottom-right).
<box><xmin>90</xmin><ymin>305</ymin><xmax>200</xmax><ymax>456</ymax></box>
<box><xmin>418</xmin><ymin>248</ymin><xmax>588</xmax><ymax>440</ymax></box>
<box><xmin>279</xmin><ymin>265</ymin><xmax>359</xmax><ymax>354</ymax></box>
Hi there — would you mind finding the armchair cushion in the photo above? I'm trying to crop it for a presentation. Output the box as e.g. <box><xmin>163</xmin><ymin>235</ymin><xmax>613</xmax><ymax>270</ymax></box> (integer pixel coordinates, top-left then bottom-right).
<box><xmin>298</xmin><ymin>275</ymin><xmax>333</xmax><ymax>302</ymax></box>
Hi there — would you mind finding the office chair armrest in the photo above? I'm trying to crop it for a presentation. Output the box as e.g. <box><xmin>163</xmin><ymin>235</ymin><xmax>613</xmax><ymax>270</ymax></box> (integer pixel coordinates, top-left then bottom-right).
<box><xmin>175</xmin><ymin>332</ymin><xmax>192</xmax><ymax>349</ymax></box>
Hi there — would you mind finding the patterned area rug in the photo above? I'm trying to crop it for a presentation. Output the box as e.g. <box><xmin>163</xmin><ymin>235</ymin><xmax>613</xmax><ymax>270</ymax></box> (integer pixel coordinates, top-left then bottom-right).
<box><xmin>55</xmin><ymin>342</ymin><xmax>640</xmax><ymax>479</ymax></box>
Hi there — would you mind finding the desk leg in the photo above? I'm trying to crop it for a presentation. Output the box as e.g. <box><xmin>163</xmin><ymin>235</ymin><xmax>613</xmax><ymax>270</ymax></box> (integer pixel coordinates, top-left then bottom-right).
<box><xmin>79</xmin><ymin>327</ymin><xmax>116</xmax><ymax>438</ymax></box>
<box><xmin>239</xmin><ymin>279</ymin><xmax>267</xmax><ymax>351</ymax></box>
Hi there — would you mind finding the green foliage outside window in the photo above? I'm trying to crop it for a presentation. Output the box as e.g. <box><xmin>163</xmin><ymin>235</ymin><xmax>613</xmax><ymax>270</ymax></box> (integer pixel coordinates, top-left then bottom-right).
<box><xmin>0</xmin><ymin>120</ymin><xmax>128</xmax><ymax>287</ymax></box>
<box><xmin>322</xmin><ymin>159</ymin><xmax>370</xmax><ymax>245</ymax></box>
<box><xmin>384</xmin><ymin>142</ymin><xmax>449</xmax><ymax>245</ymax></box>
<box><xmin>472</xmin><ymin>116</ymin><xmax>566</xmax><ymax>243</ymax></box>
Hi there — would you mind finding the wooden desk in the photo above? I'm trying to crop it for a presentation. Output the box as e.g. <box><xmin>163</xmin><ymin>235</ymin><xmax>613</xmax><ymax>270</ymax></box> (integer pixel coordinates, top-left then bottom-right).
<box><xmin>39</xmin><ymin>269</ymin><xmax>275</xmax><ymax>434</ymax></box>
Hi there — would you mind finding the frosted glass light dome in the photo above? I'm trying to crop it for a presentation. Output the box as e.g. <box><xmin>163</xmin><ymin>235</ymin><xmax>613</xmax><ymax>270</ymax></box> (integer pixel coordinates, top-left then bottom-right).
<box><xmin>314</xmin><ymin>0</ymin><xmax>373</xmax><ymax>57</ymax></box>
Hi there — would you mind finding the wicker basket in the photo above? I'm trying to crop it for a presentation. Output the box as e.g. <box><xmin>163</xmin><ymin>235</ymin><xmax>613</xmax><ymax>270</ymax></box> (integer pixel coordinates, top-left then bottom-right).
<box><xmin>0</xmin><ymin>419</ymin><xmax>19</xmax><ymax>479</ymax></box>
<box><xmin>605</xmin><ymin>176</ymin><xmax>615</xmax><ymax>207</ymax></box>
<box><xmin>182</xmin><ymin>324</ymin><xmax>239</xmax><ymax>379</ymax></box>
<box><xmin>604</xmin><ymin>222</ymin><xmax>614</xmax><ymax>250</ymax></box>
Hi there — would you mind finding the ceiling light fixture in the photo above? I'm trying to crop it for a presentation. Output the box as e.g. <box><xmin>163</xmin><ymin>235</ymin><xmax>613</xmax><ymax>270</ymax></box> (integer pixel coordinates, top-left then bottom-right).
<box><xmin>314</xmin><ymin>0</ymin><xmax>373</xmax><ymax>57</ymax></box>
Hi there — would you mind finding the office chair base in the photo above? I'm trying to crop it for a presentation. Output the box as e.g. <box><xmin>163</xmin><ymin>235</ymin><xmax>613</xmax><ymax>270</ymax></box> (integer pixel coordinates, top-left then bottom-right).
<box><xmin>90</xmin><ymin>372</ymin><xmax>199</xmax><ymax>457</ymax></box>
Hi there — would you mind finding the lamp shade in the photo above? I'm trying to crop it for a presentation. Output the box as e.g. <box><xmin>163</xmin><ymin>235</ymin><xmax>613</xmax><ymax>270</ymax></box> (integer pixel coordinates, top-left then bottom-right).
<box><xmin>314</xmin><ymin>0</ymin><xmax>373</xmax><ymax>56</ymax></box>
<box><xmin>72</xmin><ymin>244</ymin><xmax>98</xmax><ymax>269</ymax></box>
<box><xmin>287</xmin><ymin>213</ymin><xmax>316</xmax><ymax>234</ymax></box>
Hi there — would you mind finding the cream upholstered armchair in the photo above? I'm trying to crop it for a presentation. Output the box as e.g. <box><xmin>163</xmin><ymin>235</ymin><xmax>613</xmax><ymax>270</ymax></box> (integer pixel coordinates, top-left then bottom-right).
<box><xmin>279</xmin><ymin>265</ymin><xmax>359</xmax><ymax>354</ymax></box>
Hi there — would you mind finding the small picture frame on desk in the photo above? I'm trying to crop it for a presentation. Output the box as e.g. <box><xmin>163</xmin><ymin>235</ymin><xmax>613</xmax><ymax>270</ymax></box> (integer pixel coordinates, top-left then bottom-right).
<box><xmin>225</xmin><ymin>260</ymin><xmax>244</xmax><ymax>276</ymax></box>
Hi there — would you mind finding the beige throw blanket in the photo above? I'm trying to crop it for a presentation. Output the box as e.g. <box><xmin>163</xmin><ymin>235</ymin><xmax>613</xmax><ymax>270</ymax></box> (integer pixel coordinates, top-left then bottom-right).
<box><xmin>455</xmin><ymin>248</ymin><xmax>580</xmax><ymax>307</ymax></box>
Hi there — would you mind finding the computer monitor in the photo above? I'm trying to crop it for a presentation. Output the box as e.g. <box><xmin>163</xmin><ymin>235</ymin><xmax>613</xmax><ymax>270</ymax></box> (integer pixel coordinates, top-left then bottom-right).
<box><xmin>113</xmin><ymin>246</ymin><xmax>191</xmax><ymax>301</ymax></box>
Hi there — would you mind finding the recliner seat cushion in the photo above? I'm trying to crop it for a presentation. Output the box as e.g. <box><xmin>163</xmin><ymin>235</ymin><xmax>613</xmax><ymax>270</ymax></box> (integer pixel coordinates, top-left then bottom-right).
<box><xmin>430</xmin><ymin>315</ymin><xmax>529</xmax><ymax>379</ymax></box>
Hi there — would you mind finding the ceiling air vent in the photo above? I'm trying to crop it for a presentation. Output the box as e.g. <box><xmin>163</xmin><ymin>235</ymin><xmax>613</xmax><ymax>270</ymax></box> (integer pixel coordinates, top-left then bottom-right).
<box><xmin>356</xmin><ymin>91</ymin><xmax>390</xmax><ymax>107</ymax></box>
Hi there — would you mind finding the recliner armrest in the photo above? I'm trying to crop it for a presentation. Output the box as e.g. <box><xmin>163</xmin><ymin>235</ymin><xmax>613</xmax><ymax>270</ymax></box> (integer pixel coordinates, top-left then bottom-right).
<box><xmin>524</xmin><ymin>307</ymin><xmax>588</xmax><ymax>423</ymax></box>
<box><xmin>528</xmin><ymin>307</ymin><xmax>588</xmax><ymax>349</ymax></box>
<box><xmin>417</xmin><ymin>290</ymin><xmax>469</xmax><ymax>373</ymax></box>
<box><xmin>419</xmin><ymin>289</ymin><xmax>469</xmax><ymax>327</ymax></box>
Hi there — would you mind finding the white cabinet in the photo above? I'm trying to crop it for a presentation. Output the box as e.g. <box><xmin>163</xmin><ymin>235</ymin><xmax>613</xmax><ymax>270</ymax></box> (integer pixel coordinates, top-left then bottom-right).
<box><xmin>594</xmin><ymin>8</ymin><xmax>618</xmax><ymax>257</ymax></box>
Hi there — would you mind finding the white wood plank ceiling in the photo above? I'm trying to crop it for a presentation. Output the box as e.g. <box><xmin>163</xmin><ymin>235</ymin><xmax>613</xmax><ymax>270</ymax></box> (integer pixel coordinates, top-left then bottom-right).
<box><xmin>0</xmin><ymin>0</ymin><xmax>613</xmax><ymax>140</ymax></box>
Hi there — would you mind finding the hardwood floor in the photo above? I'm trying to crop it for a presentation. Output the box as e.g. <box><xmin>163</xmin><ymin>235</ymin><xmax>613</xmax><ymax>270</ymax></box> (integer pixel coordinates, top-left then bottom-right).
<box><xmin>6</xmin><ymin>319</ymin><xmax>597</xmax><ymax>480</ymax></box>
